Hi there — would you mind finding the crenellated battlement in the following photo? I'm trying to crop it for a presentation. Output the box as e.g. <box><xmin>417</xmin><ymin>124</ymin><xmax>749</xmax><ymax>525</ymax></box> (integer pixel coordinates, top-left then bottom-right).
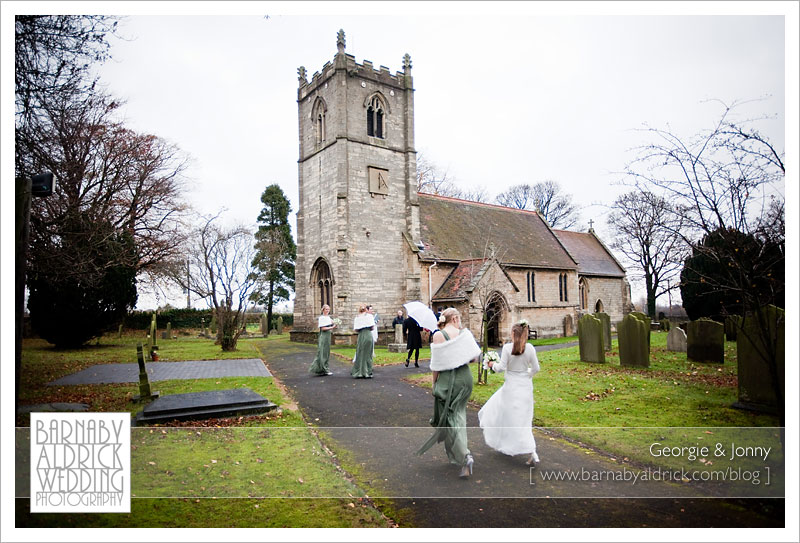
<box><xmin>297</xmin><ymin>29</ymin><xmax>411</xmax><ymax>100</ymax></box>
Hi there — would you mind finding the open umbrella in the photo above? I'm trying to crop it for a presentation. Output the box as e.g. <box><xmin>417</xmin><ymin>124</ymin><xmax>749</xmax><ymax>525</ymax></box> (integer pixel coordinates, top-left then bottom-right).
<box><xmin>403</xmin><ymin>301</ymin><xmax>439</xmax><ymax>331</ymax></box>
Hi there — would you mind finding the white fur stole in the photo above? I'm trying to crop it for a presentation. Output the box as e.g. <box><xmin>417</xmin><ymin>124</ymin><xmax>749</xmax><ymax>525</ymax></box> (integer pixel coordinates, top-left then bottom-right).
<box><xmin>429</xmin><ymin>329</ymin><xmax>481</xmax><ymax>371</ymax></box>
<box><xmin>353</xmin><ymin>314</ymin><xmax>375</xmax><ymax>331</ymax></box>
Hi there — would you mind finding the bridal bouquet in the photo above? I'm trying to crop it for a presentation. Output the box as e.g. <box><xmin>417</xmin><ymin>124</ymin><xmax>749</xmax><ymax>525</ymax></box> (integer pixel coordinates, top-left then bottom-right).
<box><xmin>482</xmin><ymin>351</ymin><xmax>499</xmax><ymax>372</ymax></box>
<box><xmin>331</xmin><ymin>317</ymin><xmax>342</xmax><ymax>326</ymax></box>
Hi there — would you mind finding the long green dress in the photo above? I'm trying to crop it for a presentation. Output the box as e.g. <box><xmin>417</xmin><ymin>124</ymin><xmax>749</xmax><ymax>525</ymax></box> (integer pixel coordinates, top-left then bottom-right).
<box><xmin>417</xmin><ymin>331</ymin><xmax>474</xmax><ymax>465</ymax></box>
<box><xmin>309</xmin><ymin>328</ymin><xmax>332</xmax><ymax>375</ymax></box>
<box><xmin>351</xmin><ymin>327</ymin><xmax>374</xmax><ymax>378</ymax></box>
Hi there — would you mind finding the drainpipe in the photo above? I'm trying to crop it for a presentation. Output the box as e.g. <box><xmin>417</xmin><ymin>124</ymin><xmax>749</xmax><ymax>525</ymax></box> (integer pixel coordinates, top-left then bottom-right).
<box><xmin>428</xmin><ymin>262</ymin><xmax>438</xmax><ymax>308</ymax></box>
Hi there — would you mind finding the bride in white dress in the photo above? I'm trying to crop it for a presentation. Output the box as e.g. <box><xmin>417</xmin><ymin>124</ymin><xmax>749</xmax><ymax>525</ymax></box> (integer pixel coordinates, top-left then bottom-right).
<box><xmin>478</xmin><ymin>321</ymin><xmax>541</xmax><ymax>465</ymax></box>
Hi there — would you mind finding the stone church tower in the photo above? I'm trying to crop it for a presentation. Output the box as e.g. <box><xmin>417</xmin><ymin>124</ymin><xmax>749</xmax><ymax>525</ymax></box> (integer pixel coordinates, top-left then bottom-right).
<box><xmin>292</xmin><ymin>30</ymin><xmax>422</xmax><ymax>338</ymax></box>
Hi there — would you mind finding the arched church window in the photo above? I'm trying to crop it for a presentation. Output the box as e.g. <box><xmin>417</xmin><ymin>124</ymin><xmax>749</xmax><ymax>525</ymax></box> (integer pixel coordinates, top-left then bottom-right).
<box><xmin>311</xmin><ymin>258</ymin><xmax>333</xmax><ymax>312</ymax></box>
<box><xmin>312</xmin><ymin>98</ymin><xmax>327</xmax><ymax>144</ymax></box>
<box><xmin>579</xmin><ymin>277</ymin><xmax>588</xmax><ymax>310</ymax></box>
<box><xmin>527</xmin><ymin>271</ymin><xmax>536</xmax><ymax>303</ymax></box>
<box><xmin>366</xmin><ymin>95</ymin><xmax>385</xmax><ymax>139</ymax></box>
<box><xmin>559</xmin><ymin>273</ymin><xmax>569</xmax><ymax>302</ymax></box>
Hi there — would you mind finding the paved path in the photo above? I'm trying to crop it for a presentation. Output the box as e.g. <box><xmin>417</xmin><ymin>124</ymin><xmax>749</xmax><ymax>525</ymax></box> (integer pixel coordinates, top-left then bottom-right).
<box><xmin>261</xmin><ymin>341</ymin><xmax>782</xmax><ymax>528</ymax></box>
<box><xmin>48</xmin><ymin>359</ymin><xmax>270</xmax><ymax>386</ymax></box>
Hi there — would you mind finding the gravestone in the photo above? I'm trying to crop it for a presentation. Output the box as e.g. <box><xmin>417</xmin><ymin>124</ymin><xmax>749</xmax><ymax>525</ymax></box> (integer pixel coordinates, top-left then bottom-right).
<box><xmin>667</xmin><ymin>327</ymin><xmax>687</xmax><ymax>352</ymax></box>
<box><xmin>594</xmin><ymin>312</ymin><xmax>612</xmax><ymax>351</ymax></box>
<box><xmin>659</xmin><ymin>319</ymin><xmax>671</xmax><ymax>332</ymax></box>
<box><xmin>733</xmin><ymin>305</ymin><xmax>784</xmax><ymax>415</ymax></box>
<box><xmin>149</xmin><ymin>314</ymin><xmax>158</xmax><ymax>358</ymax></box>
<box><xmin>725</xmin><ymin>315</ymin><xmax>742</xmax><ymax>342</ymax></box>
<box><xmin>117</xmin><ymin>324</ymin><xmax>123</xmax><ymax>339</ymax></box>
<box><xmin>277</xmin><ymin>316</ymin><xmax>284</xmax><ymax>334</ymax></box>
<box><xmin>133</xmin><ymin>342</ymin><xmax>159</xmax><ymax>402</ymax></box>
<box><xmin>578</xmin><ymin>314</ymin><xmax>605</xmax><ymax>363</ymax></box>
<box><xmin>269</xmin><ymin>328</ymin><xmax>278</xmax><ymax>336</ymax></box>
<box><xmin>166</xmin><ymin>322</ymin><xmax>172</xmax><ymax>339</ymax></box>
<box><xmin>629</xmin><ymin>311</ymin><xmax>652</xmax><ymax>348</ymax></box>
<box><xmin>134</xmin><ymin>388</ymin><xmax>277</xmax><ymax>425</ymax></box>
<box><xmin>687</xmin><ymin>318</ymin><xmax>724</xmax><ymax>363</ymax></box>
<box><xmin>260</xmin><ymin>314</ymin><xmax>268</xmax><ymax>337</ymax></box>
<box><xmin>563</xmin><ymin>314</ymin><xmax>575</xmax><ymax>337</ymax></box>
<box><xmin>388</xmin><ymin>323</ymin><xmax>407</xmax><ymax>353</ymax></box>
<box><xmin>618</xmin><ymin>313</ymin><xmax>649</xmax><ymax>367</ymax></box>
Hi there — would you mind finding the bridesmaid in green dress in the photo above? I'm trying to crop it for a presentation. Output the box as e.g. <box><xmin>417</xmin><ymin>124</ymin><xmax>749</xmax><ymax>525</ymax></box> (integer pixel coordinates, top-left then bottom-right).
<box><xmin>309</xmin><ymin>304</ymin><xmax>336</xmax><ymax>376</ymax></box>
<box><xmin>351</xmin><ymin>304</ymin><xmax>375</xmax><ymax>378</ymax></box>
<box><xmin>417</xmin><ymin>308</ymin><xmax>481</xmax><ymax>478</ymax></box>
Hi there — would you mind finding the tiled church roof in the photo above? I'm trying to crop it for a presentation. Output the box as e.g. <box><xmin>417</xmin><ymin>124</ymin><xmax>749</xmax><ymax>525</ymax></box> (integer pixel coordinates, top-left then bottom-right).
<box><xmin>432</xmin><ymin>259</ymin><xmax>488</xmax><ymax>302</ymax></box>
<box><xmin>417</xmin><ymin>194</ymin><xmax>578</xmax><ymax>270</ymax></box>
<box><xmin>552</xmin><ymin>229</ymin><xmax>626</xmax><ymax>277</ymax></box>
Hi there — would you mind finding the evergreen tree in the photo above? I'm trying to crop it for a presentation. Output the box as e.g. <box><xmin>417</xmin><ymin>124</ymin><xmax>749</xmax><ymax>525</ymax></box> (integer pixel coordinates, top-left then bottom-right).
<box><xmin>251</xmin><ymin>185</ymin><xmax>296</xmax><ymax>329</ymax></box>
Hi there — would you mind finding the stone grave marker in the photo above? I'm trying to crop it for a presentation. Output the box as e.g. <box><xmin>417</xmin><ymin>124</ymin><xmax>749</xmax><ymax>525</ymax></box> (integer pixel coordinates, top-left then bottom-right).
<box><xmin>687</xmin><ymin>318</ymin><xmax>724</xmax><ymax>363</ymax></box>
<box><xmin>388</xmin><ymin>323</ymin><xmax>407</xmax><ymax>353</ymax></box>
<box><xmin>667</xmin><ymin>327</ymin><xmax>687</xmax><ymax>352</ymax></box>
<box><xmin>133</xmin><ymin>342</ymin><xmax>159</xmax><ymax>402</ymax></box>
<box><xmin>277</xmin><ymin>316</ymin><xmax>284</xmax><ymax>334</ymax></box>
<box><xmin>733</xmin><ymin>305</ymin><xmax>784</xmax><ymax>415</ymax></box>
<box><xmin>578</xmin><ymin>314</ymin><xmax>605</xmax><ymax>363</ymax></box>
<box><xmin>618</xmin><ymin>313</ymin><xmax>649</xmax><ymax>367</ymax></box>
<box><xmin>594</xmin><ymin>312</ymin><xmax>612</xmax><ymax>351</ymax></box>
<box><xmin>134</xmin><ymin>388</ymin><xmax>277</xmax><ymax>425</ymax></box>
<box><xmin>725</xmin><ymin>315</ymin><xmax>742</xmax><ymax>342</ymax></box>
<box><xmin>563</xmin><ymin>314</ymin><xmax>574</xmax><ymax>337</ymax></box>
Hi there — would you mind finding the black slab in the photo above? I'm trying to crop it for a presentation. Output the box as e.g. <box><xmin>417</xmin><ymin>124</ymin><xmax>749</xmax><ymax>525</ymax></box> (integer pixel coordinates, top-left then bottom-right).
<box><xmin>134</xmin><ymin>388</ymin><xmax>277</xmax><ymax>425</ymax></box>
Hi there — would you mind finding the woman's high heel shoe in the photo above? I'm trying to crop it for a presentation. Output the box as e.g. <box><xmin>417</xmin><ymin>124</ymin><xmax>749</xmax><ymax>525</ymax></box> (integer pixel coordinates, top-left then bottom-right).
<box><xmin>459</xmin><ymin>454</ymin><xmax>474</xmax><ymax>478</ymax></box>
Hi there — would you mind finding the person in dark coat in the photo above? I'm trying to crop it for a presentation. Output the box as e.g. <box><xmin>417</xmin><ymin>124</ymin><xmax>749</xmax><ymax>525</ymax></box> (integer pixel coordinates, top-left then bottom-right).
<box><xmin>391</xmin><ymin>310</ymin><xmax>405</xmax><ymax>327</ymax></box>
<box><xmin>403</xmin><ymin>315</ymin><xmax>423</xmax><ymax>367</ymax></box>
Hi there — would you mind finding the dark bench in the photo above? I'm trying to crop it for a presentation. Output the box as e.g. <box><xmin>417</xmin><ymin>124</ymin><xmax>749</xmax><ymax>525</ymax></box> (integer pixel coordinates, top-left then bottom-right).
<box><xmin>528</xmin><ymin>329</ymin><xmax>538</xmax><ymax>340</ymax></box>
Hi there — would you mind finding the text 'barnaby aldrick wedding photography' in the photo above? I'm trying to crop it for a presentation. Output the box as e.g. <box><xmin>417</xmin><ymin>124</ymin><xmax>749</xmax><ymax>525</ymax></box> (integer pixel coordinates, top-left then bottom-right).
<box><xmin>30</xmin><ymin>413</ymin><xmax>130</xmax><ymax>513</ymax></box>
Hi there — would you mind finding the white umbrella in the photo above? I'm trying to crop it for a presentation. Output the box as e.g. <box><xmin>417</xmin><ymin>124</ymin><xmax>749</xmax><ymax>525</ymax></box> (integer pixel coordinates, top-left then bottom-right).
<box><xmin>403</xmin><ymin>301</ymin><xmax>439</xmax><ymax>331</ymax></box>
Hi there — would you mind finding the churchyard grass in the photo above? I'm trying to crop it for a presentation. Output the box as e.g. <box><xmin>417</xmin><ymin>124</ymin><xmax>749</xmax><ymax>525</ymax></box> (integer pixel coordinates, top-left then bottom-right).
<box><xmin>16</xmin><ymin>333</ymin><xmax>389</xmax><ymax>528</ymax></box>
<box><xmin>531</xmin><ymin>334</ymin><xmax>578</xmax><ymax>346</ymax></box>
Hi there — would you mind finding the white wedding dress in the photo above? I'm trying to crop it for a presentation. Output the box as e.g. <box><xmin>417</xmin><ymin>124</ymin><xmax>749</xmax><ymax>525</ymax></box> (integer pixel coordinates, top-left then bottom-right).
<box><xmin>478</xmin><ymin>342</ymin><xmax>540</xmax><ymax>459</ymax></box>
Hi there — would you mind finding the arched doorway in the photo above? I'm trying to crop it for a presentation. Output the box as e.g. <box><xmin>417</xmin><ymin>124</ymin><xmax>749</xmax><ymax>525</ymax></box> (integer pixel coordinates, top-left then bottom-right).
<box><xmin>310</xmin><ymin>258</ymin><xmax>333</xmax><ymax>313</ymax></box>
<box><xmin>595</xmin><ymin>299</ymin><xmax>604</xmax><ymax>313</ymax></box>
<box><xmin>485</xmin><ymin>292</ymin><xmax>507</xmax><ymax>347</ymax></box>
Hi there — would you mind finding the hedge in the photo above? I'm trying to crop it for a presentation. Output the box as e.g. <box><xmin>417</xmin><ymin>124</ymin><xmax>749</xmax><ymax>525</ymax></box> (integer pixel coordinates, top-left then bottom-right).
<box><xmin>123</xmin><ymin>309</ymin><xmax>294</xmax><ymax>330</ymax></box>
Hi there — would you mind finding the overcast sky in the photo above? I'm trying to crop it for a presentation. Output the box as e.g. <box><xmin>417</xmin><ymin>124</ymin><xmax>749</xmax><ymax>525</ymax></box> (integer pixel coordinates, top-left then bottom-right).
<box><xmin>4</xmin><ymin>2</ymin><xmax>796</xmax><ymax>310</ymax></box>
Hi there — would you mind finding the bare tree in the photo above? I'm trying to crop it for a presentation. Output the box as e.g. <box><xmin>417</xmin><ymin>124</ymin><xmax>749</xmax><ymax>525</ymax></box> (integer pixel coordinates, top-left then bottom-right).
<box><xmin>625</xmin><ymin>98</ymin><xmax>785</xmax><ymax>424</ymax></box>
<box><xmin>607</xmin><ymin>190</ymin><xmax>688</xmax><ymax>318</ymax></box>
<box><xmin>416</xmin><ymin>153</ymin><xmax>457</xmax><ymax>195</ymax></box>
<box><xmin>496</xmin><ymin>181</ymin><xmax>580</xmax><ymax>228</ymax></box>
<box><xmin>416</xmin><ymin>153</ymin><xmax>492</xmax><ymax>203</ymax></box>
<box><xmin>15</xmin><ymin>15</ymin><xmax>121</xmax><ymax>125</ymax></box>
<box><xmin>453</xmin><ymin>185</ymin><xmax>493</xmax><ymax>203</ymax></box>
<box><xmin>466</xmin><ymin>240</ymin><xmax>511</xmax><ymax>385</ymax></box>
<box><xmin>19</xmin><ymin>92</ymin><xmax>190</xmax><ymax>288</ymax></box>
<box><xmin>177</xmin><ymin>215</ymin><xmax>260</xmax><ymax>351</ymax></box>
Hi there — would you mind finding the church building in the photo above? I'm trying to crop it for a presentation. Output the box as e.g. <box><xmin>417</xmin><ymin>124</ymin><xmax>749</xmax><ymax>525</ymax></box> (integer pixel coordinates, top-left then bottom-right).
<box><xmin>291</xmin><ymin>30</ymin><xmax>632</xmax><ymax>345</ymax></box>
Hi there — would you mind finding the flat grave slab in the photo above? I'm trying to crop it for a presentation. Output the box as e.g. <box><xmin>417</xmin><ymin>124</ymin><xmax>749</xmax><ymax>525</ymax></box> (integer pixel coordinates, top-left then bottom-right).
<box><xmin>49</xmin><ymin>359</ymin><xmax>270</xmax><ymax>386</ymax></box>
<box><xmin>134</xmin><ymin>387</ymin><xmax>277</xmax><ymax>426</ymax></box>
